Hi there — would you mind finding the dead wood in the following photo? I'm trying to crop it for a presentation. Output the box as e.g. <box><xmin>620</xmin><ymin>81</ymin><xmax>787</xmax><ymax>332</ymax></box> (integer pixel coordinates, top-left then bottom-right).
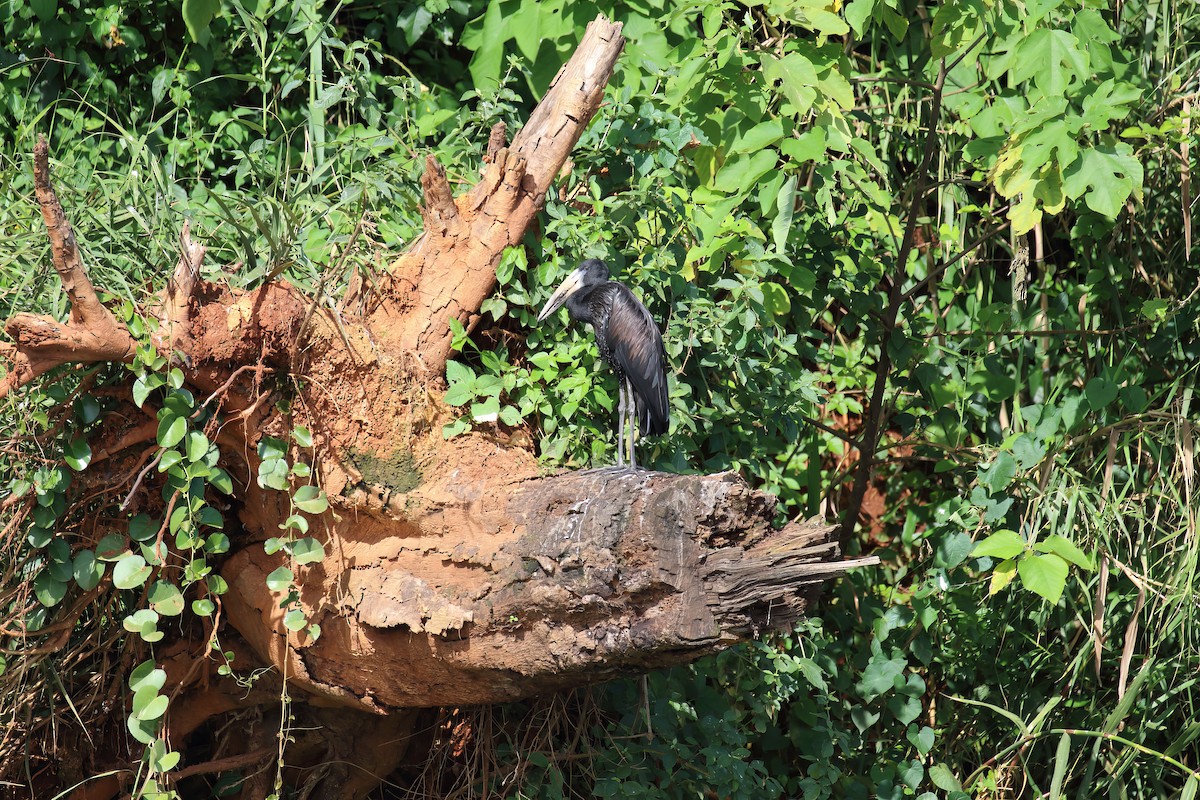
<box><xmin>374</xmin><ymin>15</ymin><xmax>626</xmax><ymax>373</ymax></box>
<box><xmin>1</xmin><ymin>137</ymin><xmax>137</xmax><ymax>398</ymax></box>
<box><xmin>220</xmin><ymin>466</ymin><xmax>876</xmax><ymax>709</ymax></box>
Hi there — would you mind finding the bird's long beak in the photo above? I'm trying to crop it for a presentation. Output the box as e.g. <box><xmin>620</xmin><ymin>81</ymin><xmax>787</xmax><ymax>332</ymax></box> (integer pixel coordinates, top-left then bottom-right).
<box><xmin>537</xmin><ymin>267</ymin><xmax>586</xmax><ymax>323</ymax></box>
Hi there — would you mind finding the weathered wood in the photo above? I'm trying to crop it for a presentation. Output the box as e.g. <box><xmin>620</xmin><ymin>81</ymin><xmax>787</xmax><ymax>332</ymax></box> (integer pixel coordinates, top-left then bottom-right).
<box><xmin>376</xmin><ymin>16</ymin><xmax>627</xmax><ymax>372</ymax></box>
<box><xmin>219</xmin><ymin>467</ymin><xmax>875</xmax><ymax>709</ymax></box>
<box><xmin>1</xmin><ymin>137</ymin><xmax>137</xmax><ymax>398</ymax></box>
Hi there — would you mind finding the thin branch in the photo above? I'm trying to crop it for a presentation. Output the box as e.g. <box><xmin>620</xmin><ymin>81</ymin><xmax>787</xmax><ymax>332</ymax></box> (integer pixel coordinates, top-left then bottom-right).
<box><xmin>839</xmin><ymin>60</ymin><xmax>948</xmax><ymax>541</ymax></box>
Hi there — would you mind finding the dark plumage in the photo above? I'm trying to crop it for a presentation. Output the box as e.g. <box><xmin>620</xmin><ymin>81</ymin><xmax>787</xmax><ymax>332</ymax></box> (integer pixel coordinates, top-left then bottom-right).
<box><xmin>537</xmin><ymin>259</ymin><xmax>669</xmax><ymax>467</ymax></box>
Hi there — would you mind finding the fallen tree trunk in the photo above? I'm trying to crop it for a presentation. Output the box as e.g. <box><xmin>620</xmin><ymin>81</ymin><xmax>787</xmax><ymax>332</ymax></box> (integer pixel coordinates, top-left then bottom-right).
<box><xmin>0</xmin><ymin>15</ymin><xmax>876</xmax><ymax>799</ymax></box>
<box><xmin>221</xmin><ymin>467</ymin><xmax>868</xmax><ymax>710</ymax></box>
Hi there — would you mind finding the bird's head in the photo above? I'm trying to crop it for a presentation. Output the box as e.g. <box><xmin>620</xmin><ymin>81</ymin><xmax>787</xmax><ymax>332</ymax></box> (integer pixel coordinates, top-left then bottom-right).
<box><xmin>536</xmin><ymin>259</ymin><xmax>610</xmax><ymax>323</ymax></box>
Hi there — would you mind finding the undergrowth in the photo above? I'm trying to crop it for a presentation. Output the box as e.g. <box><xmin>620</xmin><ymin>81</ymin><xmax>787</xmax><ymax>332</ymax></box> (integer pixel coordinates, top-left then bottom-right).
<box><xmin>1</xmin><ymin>0</ymin><xmax>1198</xmax><ymax>797</ymax></box>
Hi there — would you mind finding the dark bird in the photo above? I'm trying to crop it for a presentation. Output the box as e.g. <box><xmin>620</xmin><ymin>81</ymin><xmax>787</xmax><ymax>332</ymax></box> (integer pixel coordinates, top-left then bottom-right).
<box><xmin>537</xmin><ymin>259</ymin><xmax>669</xmax><ymax>468</ymax></box>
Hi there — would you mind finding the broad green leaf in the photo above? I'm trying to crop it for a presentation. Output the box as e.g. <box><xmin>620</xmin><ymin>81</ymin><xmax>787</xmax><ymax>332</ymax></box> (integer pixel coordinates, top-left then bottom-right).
<box><xmin>907</xmin><ymin>725</ymin><xmax>935</xmax><ymax>755</ymax></box>
<box><xmin>209</xmin><ymin>468</ymin><xmax>234</xmax><ymax>494</ymax></box>
<box><xmin>257</xmin><ymin>436</ymin><xmax>288</xmax><ymax>460</ymax></box>
<box><xmin>292</xmin><ymin>426</ymin><xmax>313</xmax><ymax>447</ymax></box>
<box><xmin>1084</xmin><ymin>377</ymin><xmax>1119</xmax><ymax>411</ymax></box>
<box><xmin>132</xmin><ymin>685</ymin><xmax>169</xmax><ymax>721</ymax></box>
<box><xmin>1017</xmin><ymin>553</ymin><xmax>1070</xmax><ymax>603</ymax></box>
<box><xmin>935</xmin><ymin>531</ymin><xmax>974</xmax><ymax>569</ymax></box>
<box><xmin>1062</xmin><ymin>145</ymin><xmax>1144</xmax><ymax>218</ymax></box>
<box><xmin>129</xmin><ymin>660</ymin><xmax>166</xmax><ymax>693</ymax></box>
<box><xmin>33</xmin><ymin>572</ymin><xmax>67</xmax><ymax>607</ymax></box>
<box><xmin>129</xmin><ymin>514</ymin><xmax>157</xmax><ymax>542</ymax></box>
<box><xmin>192</xmin><ymin>599</ymin><xmax>216</xmax><ymax>616</ymax></box>
<box><xmin>979</xmin><ymin>452</ymin><xmax>1018</xmax><ymax>491</ymax></box>
<box><xmin>1010</xmin><ymin>29</ymin><xmax>1089</xmax><ymax>99</ymax></box>
<box><xmin>127</xmin><ymin>714</ymin><xmax>158</xmax><ymax>745</ymax></box>
<box><xmin>989</xmin><ymin>558</ymin><xmax>1019</xmax><ymax>595</ymax></box>
<box><xmin>731</xmin><ymin>118</ymin><xmax>786</xmax><ymax>155</ymax></box>
<box><xmin>1034</xmin><ymin>535</ymin><xmax>1094</xmax><ymax>570</ymax></box>
<box><xmin>465</xmin><ymin>0</ymin><xmax>505</xmax><ymax>90</ymax></box>
<box><xmin>973</xmin><ymin>530</ymin><xmax>1025</xmax><ymax>560</ymax></box>
<box><xmin>186</xmin><ymin>430</ymin><xmax>209</xmax><ymax>463</ymax></box>
<box><xmin>258</xmin><ymin>457</ymin><xmax>290</xmax><ymax>491</ymax></box>
<box><xmin>97</xmin><ymin>533</ymin><xmax>130</xmax><ymax>560</ymax></box>
<box><xmin>182</xmin><ymin>0</ymin><xmax>220</xmax><ymax>43</ymax></box>
<box><xmin>761</xmin><ymin>53</ymin><xmax>818</xmax><ymax>116</ymax></box>
<box><xmin>929</xmin><ymin>763</ymin><xmax>963</xmax><ymax>791</ymax></box>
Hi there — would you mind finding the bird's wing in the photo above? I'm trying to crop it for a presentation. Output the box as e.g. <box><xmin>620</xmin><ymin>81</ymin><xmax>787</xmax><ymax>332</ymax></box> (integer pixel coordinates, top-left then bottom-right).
<box><xmin>605</xmin><ymin>285</ymin><xmax>670</xmax><ymax>435</ymax></box>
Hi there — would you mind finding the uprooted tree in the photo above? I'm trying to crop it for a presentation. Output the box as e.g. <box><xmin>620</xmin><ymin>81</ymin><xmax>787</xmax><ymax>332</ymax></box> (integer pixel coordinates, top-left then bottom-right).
<box><xmin>0</xmin><ymin>16</ymin><xmax>874</xmax><ymax>799</ymax></box>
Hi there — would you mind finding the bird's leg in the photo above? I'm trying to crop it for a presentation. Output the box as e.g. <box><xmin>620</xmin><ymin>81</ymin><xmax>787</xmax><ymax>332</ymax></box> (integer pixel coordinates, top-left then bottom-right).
<box><xmin>615</xmin><ymin>380</ymin><xmax>626</xmax><ymax>468</ymax></box>
<box><xmin>626</xmin><ymin>378</ymin><xmax>638</xmax><ymax>470</ymax></box>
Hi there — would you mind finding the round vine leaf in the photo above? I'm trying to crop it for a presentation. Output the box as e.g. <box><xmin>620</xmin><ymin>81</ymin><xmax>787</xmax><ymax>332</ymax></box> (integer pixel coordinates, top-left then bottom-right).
<box><xmin>292</xmin><ymin>537</ymin><xmax>326</xmax><ymax>565</ymax></box>
<box><xmin>97</xmin><ymin>533</ymin><xmax>130</xmax><ymax>561</ymax></box>
<box><xmin>48</xmin><ymin>537</ymin><xmax>71</xmax><ymax>564</ymax></box>
<box><xmin>129</xmin><ymin>660</ymin><xmax>166</xmax><ymax>693</ymax></box>
<box><xmin>283</xmin><ymin>514</ymin><xmax>309</xmax><ymax>533</ymax></box>
<box><xmin>284</xmin><ymin>608</ymin><xmax>307</xmax><ymax>631</ymax></box>
<box><xmin>157</xmin><ymin>449</ymin><xmax>183</xmax><ymax>472</ymax></box>
<box><xmin>184</xmin><ymin>558</ymin><xmax>210</xmax><ymax>582</ymax></box>
<box><xmin>75</xmin><ymin>394</ymin><xmax>101</xmax><ymax>424</ymax></box>
<box><xmin>257</xmin><ymin>435</ymin><xmax>288</xmax><ymax>460</ymax></box>
<box><xmin>209</xmin><ymin>468</ymin><xmax>234</xmax><ymax>495</ymax></box>
<box><xmin>112</xmin><ymin>555</ymin><xmax>152</xmax><ymax>590</ymax></box>
<box><xmin>27</xmin><ymin>526</ymin><xmax>53</xmax><ymax>549</ymax></box>
<box><xmin>73</xmin><ymin>550</ymin><xmax>105</xmax><ymax>591</ymax></box>
<box><xmin>33</xmin><ymin>571</ymin><xmax>68</xmax><ymax>607</ymax></box>
<box><xmin>186</xmin><ymin>430</ymin><xmax>209</xmax><ymax>463</ymax></box>
<box><xmin>196</xmin><ymin>506</ymin><xmax>224</xmax><ymax>528</ymax></box>
<box><xmin>163</xmin><ymin>387</ymin><xmax>195</xmax><ymax>414</ymax></box>
<box><xmin>266</xmin><ymin>566</ymin><xmax>294</xmax><ymax>592</ymax></box>
<box><xmin>32</xmin><ymin>505</ymin><xmax>57</xmax><ymax>527</ymax></box>
<box><xmin>128</xmin><ymin>514</ymin><xmax>157</xmax><ymax>542</ymax></box>
<box><xmin>148</xmin><ymin>580</ymin><xmax>185</xmax><ymax>616</ymax></box>
<box><xmin>157</xmin><ymin>413</ymin><xmax>187</xmax><ymax>449</ymax></box>
<box><xmin>127</xmin><ymin>714</ymin><xmax>158</xmax><ymax>745</ymax></box>
<box><xmin>292</xmin><ymin>426</ymin><xmax>313</xmax><ymax>447</ymax></box>
<box><xmin>204</xmin><ymin>533</ymin><xmax>230</xmax><ymax>554</ymax></box>
<box><xmin>206</xmin><ymin>574</ymin><xmax>229</xmax><ymax>595</ymax></box>
<box><xmin>192</xmin><ymin>599</ymin><xmax>216</xmax><ymax>616</ymax></box>
<box><xmin>132</xmin><ymin>687</ymin><xmax>169</xmax><ymax>722</ymax></box>
<box><xmin>293</xmin><ymin>485</ymin><xmax>328</xmax><ymax>514</ymax></box>
<box><xmin>63</xmin><ymin>438</ymin><xmax>92</xmax><ymax>471</ymax></box>
<box><xmin>123</xmin><ymin>609</ymin><xmax>163</xmax><ymax>642</ymax></box>
<box><xmin>257</xmin><ymin>457</ymin><xmax>290</xmax><ymax>491</ymax></box>
<box><xmin>149</xmin><ymin>743</ymin><xmax>180</xmax><ymax>772</ymax></box>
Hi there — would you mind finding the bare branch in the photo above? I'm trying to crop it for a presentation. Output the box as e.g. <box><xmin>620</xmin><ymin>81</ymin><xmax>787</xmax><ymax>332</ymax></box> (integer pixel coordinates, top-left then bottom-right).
<box><xmin>0</xmin><ymin>138</ymin><xmax>137</xmax><ymax>398</ymax></box>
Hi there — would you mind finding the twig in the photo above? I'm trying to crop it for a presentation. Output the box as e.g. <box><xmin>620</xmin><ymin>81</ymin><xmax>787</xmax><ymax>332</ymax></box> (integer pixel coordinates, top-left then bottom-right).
<box><xmin>168</xmin><ymin>746</ymin><xmax>276</xmax><ymax>780</ymax></box>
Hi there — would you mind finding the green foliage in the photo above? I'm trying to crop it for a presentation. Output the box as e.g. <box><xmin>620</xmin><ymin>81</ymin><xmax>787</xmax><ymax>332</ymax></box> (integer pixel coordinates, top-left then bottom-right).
<box><xmin>1</xmin><ymin>0</ymin><xmax>1198</xmax><ymax>796</ymax></box>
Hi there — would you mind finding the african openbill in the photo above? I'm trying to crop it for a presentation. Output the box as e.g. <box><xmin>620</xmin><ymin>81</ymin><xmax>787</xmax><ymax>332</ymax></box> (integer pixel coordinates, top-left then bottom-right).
<box><xmin>537</xmin><ymin>259</ymin><xmax>669</xmax><ymax>468</ymax></box>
